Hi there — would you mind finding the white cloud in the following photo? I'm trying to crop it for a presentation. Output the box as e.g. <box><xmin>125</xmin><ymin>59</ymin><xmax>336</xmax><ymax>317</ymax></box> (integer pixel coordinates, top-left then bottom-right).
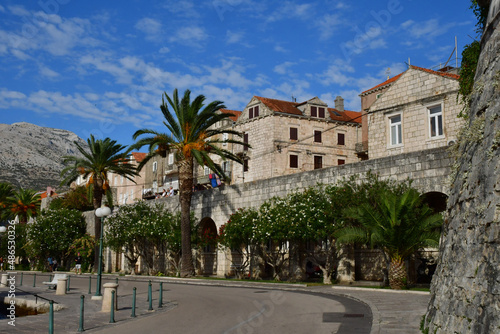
<box><xmin>273</xmin><ymin>61</ymin><xmax>296</xmax><ymax>75</ymax></box>
<box><xmin>159</xmin><ymin>46</ymin><xmax>170</xmax><ymax>54</ymax></box>
<box><xmin>0</xmin><ymin>5</ymin><xmax>5</xmax><ymax>12</ymax></box>
<box><xmin>7</xmin><ymin>5</ymin><xmax>30</xmax><ymax>16</ymax></box>
<box><xmin>80</xmin><ymin>54</ymin><xmax>134</xmax><ymax>84</ymax></box>
<box><xmin>135</xmin><ymin>18</ymin><xmax>162</xmax><ymax>41</ymax></box>
<box><xmin>267</xmin><ymin>2</ymin><xmax>314</xmax><ymax>22</ymax></box>
<box><xmin>274</xmin><ymin>45</ymin><xmax>287</xmax><ymax>53</ymax></box>
<box><xmin>170</xmin><ymin>26</ymin><xmax>208</xmax><ymax>45</ymax></box>
<box><xmin>315</xmin><ymin>13</ymin><xmax>342</xmax><ymax>40</ymax></box>
<box><xmin>226</xmin><ymin>31</ymin><xmax>243</xmax><ymax>44</ymax></box>
<box><xmin>39</xmin><ymin>65</ymin><xmax>60</xmax><ymax>78</ymax></box>
<box><xmin>162</xmin><ymin>0</ymin><xmax>201</xmax><ymax>18</ymax></box>
<box><xmin>404</xmin><ymin>19</ymin><xmax>454</xmax><ymax>39</ymax></box>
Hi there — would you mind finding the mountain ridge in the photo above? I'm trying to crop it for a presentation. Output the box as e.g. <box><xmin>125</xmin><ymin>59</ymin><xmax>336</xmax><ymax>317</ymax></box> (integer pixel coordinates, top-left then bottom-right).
<box><xmin>0</xmin><ymin>122</ymin><xmax>86</xmax><ymax>190</ymax></box>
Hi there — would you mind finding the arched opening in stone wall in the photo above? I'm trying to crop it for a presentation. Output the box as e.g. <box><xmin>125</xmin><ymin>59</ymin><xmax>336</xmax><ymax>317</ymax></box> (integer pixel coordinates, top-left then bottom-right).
<box><xmin>408</xmin><ymin>191</ymin><xmax>448</xmax><ymax>284</ymax></box>
<box><xmin>197</xmin><ymin>217</ymin><xmax>218</xmax><ymax>276</ymax></box>
<box><xmin>421</xmin><ymin>191</ymin><xmax>448</xmax><ymax>213</ymax></box>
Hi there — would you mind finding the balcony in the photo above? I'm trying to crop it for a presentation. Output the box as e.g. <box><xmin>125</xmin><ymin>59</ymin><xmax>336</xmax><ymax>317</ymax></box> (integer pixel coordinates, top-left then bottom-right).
<box><xmin>355</xmin><ymin>141</ymin><xmax>368</xmax><ymax>154</ymax></box>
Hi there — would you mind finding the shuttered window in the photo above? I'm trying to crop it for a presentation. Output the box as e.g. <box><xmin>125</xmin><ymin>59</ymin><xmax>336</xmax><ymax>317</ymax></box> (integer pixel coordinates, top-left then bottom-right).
<box><xmin>314</xmin><ymin>156</ymin><xmax>322</xmax><ymax>169</ymax></box>
<box><xmin>311</xmin><ymin>106</ymin><xmax>317</xmax><ymax>117</ymax></box>
<box><xmin>318</xmin><ymin>107</ymin><xmax>325</xmax><ymax>118</ymax></box>
<box><xmin>290</xmin><ymin>154</ymin><xmax>298</xmax><ymax>168</ymax></box>
<box><xmin>314</xmin><ymin>130</ymin><xmax>322</xmax><ymax>143</ymax></box>
<box><xmin>244</xmin><ymin>158</ymin><xmax>249</xmax><ymax>172</ymax></box>
<box><xmin>338</xmin><ymin>133</ymin><xmax>345</xmax><ymax>145</ymax></box>
<box><xmin>244</xmin><ymin>133</ymin><xmax>249</xmax><ymax>151</ymax></box>
<box><xmin>254</xmin><ymin>105</ymin><xmax>259</xmax><ymax>117</ymax></box>
<box><xmin>249</xmin><ymin>108</ymin><xmax>254</xmax><ymax>119</ymax></box>
<box><xmin>290</xmin><ymin>127</ymin><xmax>298</xmax><ymax>140</ymax></box>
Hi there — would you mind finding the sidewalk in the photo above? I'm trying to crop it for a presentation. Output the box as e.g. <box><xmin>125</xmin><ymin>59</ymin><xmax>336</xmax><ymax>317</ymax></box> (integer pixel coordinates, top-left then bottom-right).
<box><xmin>0</xmin><ymin>272</ymin><xmax>430</xmax><ymax>334</ymax></box>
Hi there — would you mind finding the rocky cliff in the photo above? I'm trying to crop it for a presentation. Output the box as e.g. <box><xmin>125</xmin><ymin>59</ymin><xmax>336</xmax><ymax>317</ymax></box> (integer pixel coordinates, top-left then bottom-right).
<box><xmin>424</xmin><ymin>1</ymin><xmax>500</xmax><ymax>333</ymax></box>
<box><xmin>0</xmin><ymin>122</ymin><xmax>85</xmax><ymax>190</ymax></box>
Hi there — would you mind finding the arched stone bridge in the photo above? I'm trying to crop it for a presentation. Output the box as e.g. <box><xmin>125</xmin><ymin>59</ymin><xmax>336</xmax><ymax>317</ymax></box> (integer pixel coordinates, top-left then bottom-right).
<box><xmin>159</xmin><ymin>146</ymin><xmax>452</xmax><ymax>226</ymax></box>
<box><xmin>155</xmin><ymin>146</ymin><xmax>452</xmax><ymax>277</ymax></box>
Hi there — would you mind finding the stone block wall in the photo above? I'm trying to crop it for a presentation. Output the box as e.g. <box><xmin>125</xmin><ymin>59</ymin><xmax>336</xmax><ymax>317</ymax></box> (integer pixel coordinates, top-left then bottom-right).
<box><xmin>423</xmin><ymin>5</ymin><xmax>500</xmax><ymax>333</ymax></box>
<box><xmin>368</xmin><ymin>67</ymin><xmax>463</xmax><ymax>159</ymax></box>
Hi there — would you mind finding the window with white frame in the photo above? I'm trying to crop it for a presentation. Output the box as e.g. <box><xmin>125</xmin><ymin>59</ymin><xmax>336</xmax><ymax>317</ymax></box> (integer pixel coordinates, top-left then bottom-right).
<box><xmin>222</xmin><ymin>133</ymin><xmax>228</xmax><ymax>147</ymax></box>
<box><xmin>168</xmin><ymin>153</ymin><xmax>174</xmax><ymax>165</ymax></box>
<box><xmin>204</xmin><ymin>166</ymin><xmax>210</xmax><ymax>175</ymax></box>
<box><xmin>389</xmin><ymin>114</ymin><xmax>402</xmax><ymax>146</ymax></box>
<box><xmin>428</xmin><ymin>105</ymin><xmax>443</xmax><ymax>138</ymax></box>
<box><xmin>222</xmin><ymin>161</ymin><xmax>230</xmax><ymax>172</ymax></box>
<box><xmin>153</xmin><ymin>161</ymin><xmax>157</xmax><ymax>172</ymax></box>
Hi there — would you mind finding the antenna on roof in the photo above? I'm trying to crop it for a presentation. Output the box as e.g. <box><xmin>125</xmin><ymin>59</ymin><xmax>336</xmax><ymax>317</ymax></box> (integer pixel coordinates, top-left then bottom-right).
<box><xmin>408</xmin><ymin>57</ymin><xmax>410</xmax><ymax>67</ymax></box>
<box><xmin>385</xmin><ymin>68</ymin><xmax>391</xmax><ymax>80</ymax></box>
<box><xmin>291</xmin><ymin>94</ymin><xmax>296</xmax><ymax>102</ymax></box>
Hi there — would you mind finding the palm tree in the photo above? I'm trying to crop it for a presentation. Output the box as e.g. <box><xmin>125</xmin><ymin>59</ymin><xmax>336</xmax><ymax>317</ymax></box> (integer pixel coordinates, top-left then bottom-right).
<box><xmin>0</xmin><ymin>182</ymin><xmax>14</xmax><ymax>222</ymax></box>
<box><xmin>131</xmin><ymin>88</ymin><xmax>248</xmax><ymax>277</ymax></box>
<box><xmin>61</xmin><ymin>135</ymin><xmax>139</xmax><ymax>270</ymax></box>
<box><xmin>335</xmin><ymin>188</ymin><xmax>443</xmax><ymax>289</ymax></box>
<box><xmin>8</xmin><ymin>188</ymin><xmax>41</xmax><ymax>223</ymax></box>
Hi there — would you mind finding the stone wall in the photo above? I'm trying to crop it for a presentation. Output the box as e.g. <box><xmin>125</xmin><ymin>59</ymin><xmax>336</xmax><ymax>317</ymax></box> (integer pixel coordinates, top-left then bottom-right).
<box><xmin>424</xmin><ymin>3</ymin><xmax>500</xmax><ymax>333</ymax></box>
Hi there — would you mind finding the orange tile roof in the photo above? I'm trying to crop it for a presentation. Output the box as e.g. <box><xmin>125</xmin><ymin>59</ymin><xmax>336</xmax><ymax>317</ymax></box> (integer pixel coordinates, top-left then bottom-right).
<box><xmin>361</xmin><ymin>65</ymin><xmax>459</xmax><ymax>95</ymax></box>
<box><xmin>131</xmin><ymin>152</ymin><xmax>146</xmax><ymax>163</ymax></box>
<box><xmin>410</xmin><ymin>65</ymin><xmax>460</xmax><ymax>80</ymax></box>
<box><xmin>328</xmin><ymin>109</ymin><xmax>362</xmax><ymax>124</ymax></box>
<box><xmin>254</xmin><ymin>96</ymin><xmax>303</xmax><ymax>116</ymax></box>
<box><xmin>220</xmin><ymin>109</ymin><xmax>242</xmax><ymax>121</ymax></box>
<box><xmin>361</xmin><ymin>73</ymin><xmax>403</xmax><ymax>95</ymax></box>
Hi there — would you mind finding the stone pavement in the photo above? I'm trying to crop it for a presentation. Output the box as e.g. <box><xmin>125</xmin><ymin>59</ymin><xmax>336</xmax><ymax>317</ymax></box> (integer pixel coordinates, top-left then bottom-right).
<box><xmin>0</xmin><ymin>271</ymin><xmax>430</xmax><ymax>333</ymax></box>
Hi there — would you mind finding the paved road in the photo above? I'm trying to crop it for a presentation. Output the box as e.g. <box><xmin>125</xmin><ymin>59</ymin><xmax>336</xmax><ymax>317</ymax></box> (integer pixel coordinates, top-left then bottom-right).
<box><xmin>0</xmin><ymin>272</ymin><xmax>429</xmax><ymax>334</ymax></box>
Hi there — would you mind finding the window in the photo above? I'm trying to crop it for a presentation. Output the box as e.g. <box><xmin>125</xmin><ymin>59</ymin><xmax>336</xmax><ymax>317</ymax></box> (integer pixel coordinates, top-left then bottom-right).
<box><xmin>120</xmin><ymin>176</ymin><xmax>124</xmax><ymax>185</ymax></box>
<box><xmin>243</xmin><ymin>133</ymin><xmax>249</xmax><ymax>151</ymax></box>
<box><xmin>429</xmin><ymin>105</ymin><xmax>443</xmax><ymax>138</ymax></box>
<box><xmin>311</xmin><ymin>106</ymin><xmax>317</xmax><ymax>117</ymax></box>
<box><xmin>204</xmin><ymin>166</ymin><xmax>210</xmax><ymax>176</ymax></box>
<box><xmin>290</xmin><ymin>127</ymin><xmax>298</xmax><ymax>140</ymax></box>
<box><xmin>153</xmin><ymin>161</ymin><xmax>157</xmax><ymax>172</ymax></box>
<box><xmin>243</xmin><ymin>158</ymin><xmax>249</xmax><ymax>172</ymax></box>
<box><xmin>168</xmin><ymin>153</ymin><xmax>174</xmax><ymax>165</ymax></box>
<box><xmin>318</xmin><ymin>107</ymin><xmax>325</xmax><ymax>118</ymax></box>
<box><xmin>338</xmin><ymin>133</ymin><xmax>345</xmax><ymax>145</ymax></box>
<box><xmin>222</xmin><ymin>161</ymin><xmax>230</xmax><ymax>172</ymax></box>
<box><xmin>222</xmin><ymin>133</ymin><xmax>228</xmax><ymax>147</ymax></box>
<box><xmin>248</xmin><ymin>105</ymin><xmax>260</xmax><ymax>119</ymax></box>
<box><xmin>314</xmin><ymin>156</ymin><xmax>322</xmax><ymax>169</ymax></box>
<box><xmin>290</xmin><ymin>154</ymin><xmax>298</xmax><ymax>168</ymax></box>
<box><xmin>314</xmin><ymin>130</ymin><xmax>322</xmax><ymax>143</ymax></box>
<box><xmin>389</xmin><ymin>114</ymin><xmax>402</xmax><ymax>146</ymax></box>
<box><xmin>338</xmin><ymin>159</ymin><xmax>345</xmax><ymax>165</ymax></box>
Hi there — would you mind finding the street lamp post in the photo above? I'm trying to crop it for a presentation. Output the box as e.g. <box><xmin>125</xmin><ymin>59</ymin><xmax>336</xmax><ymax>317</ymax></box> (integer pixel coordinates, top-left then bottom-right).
<box><xmin>93</xmin><ymin>205</ymin><xmax>111</xmax><ymax>299</ymax></box>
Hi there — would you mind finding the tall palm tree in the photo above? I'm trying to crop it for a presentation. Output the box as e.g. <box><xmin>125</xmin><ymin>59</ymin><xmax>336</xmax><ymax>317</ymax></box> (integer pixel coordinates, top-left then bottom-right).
<box><xmin>8</xmin><ymin>188</ymin><xmax>41</xmax><ymax>223</ymax></box>
<box><xmin>0</xmin><ymin>182</ymin><xmax>14</xmax><ymax>222</ymax></box>
<box><xmin>335</xmin><ymin>188</ymin><xmax>443</xmax><ymax>289</ymax></box>
<box><xmin>131</xmin><ymin>88</ymin><xmax>248</xmax><ymax>277</ymax></box>
<box><xmin>61</xmin><ymin>135</ymin><xmax>139</xmax><ymax>270</ymax></box>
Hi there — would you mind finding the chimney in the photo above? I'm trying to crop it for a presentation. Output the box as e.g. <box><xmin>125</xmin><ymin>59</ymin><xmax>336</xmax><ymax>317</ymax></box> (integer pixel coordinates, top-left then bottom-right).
<box><xmin>334</xmin><ymin>96</ymin><xmax>344</xmax><ymax>111</ymax></box>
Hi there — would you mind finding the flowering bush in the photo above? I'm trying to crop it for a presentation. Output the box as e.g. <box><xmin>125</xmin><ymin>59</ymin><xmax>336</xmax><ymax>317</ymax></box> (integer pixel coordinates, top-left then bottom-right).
<box><xmin>26</xmin><ymin>208</ymin><xmax>86</xmax><ymax>270</ymax></box>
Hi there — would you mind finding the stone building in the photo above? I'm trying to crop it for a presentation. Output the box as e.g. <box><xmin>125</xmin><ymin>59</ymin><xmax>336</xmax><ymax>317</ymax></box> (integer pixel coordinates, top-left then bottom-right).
<box><xmin>228</xmin><ymin>95</ymin><xmax>362</xmax><ymax>184</ymax></box>
<box><xmin>358</xmin><ymin>65</ymin><xmax>463</xmax><ymax>160</ymax></box>
<box><xmin>109</xmin><ymin>152</ymin><xmax>146</xmax><ymax>204</ymax></box>
<box><xmin>141</xmin><ymin>151</ymin><xmax>179</xmax><ymax>198</ymax></box>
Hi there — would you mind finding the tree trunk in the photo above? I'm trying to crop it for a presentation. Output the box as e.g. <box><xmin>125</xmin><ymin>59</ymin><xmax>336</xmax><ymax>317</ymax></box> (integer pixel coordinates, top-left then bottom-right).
<box><xmin>178</xmin><ymin>159</ymin><xmax>195</xmax><ymax>277</ymax></box>
<box><xmin>92</xmin><ymin>178</ymin><xmax>104</xmax><ymax>273</ymax></box>
<box><xmin>389</xmin><ymin>256</ymin><xmax>407</xmax><ymax>289</ymax></box>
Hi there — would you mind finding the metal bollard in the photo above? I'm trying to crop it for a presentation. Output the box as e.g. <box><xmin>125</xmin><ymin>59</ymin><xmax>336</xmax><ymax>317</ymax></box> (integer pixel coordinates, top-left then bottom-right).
<box><xmin>115</xmin><ymin>277</ymin><xmax>118</xmax><ymax>285</ymax></box>
<box><xmin>49</xmin><ymin>300</ymin><xmax>54</xmax><ymax>334</ymax></box>
<box><xmin>147</xmin><ymin>280</ymin><xmax>151</xmax><ymax>301</ymax></box>
<box><xmin>49</xmin><ymin>274</ymin><xmax>52</xmax><ymax>282</ymax></box>
<box><xmin>20</xmin><ymin>272</ymin><xmax>23</xmax><ymax>286</ymax></box>
<box><xmin>148</xmin><ymin>281</ymin><xmax>153</xmax><ymax>311</ymax></box>
<box><xmin>88</xmin><ymin>275</ymin><xmax>92</xmax><ymax>294</ymax></box>
<box><xmin>158</xmin><ymin>282</ymin><xmax>163</xmax><ymax>308</ymax></box>
<box><xmin>110</xmin><ymin>290</ymin><xmax>115</xmax><ymax>323</ymax></box>
<box><xmin>78</xmin><ymin>295</ymin><xmax>85</xmax><ymax>332</ymax></box>
<box><xmin>131</xmin><ymin>287</ymin><xmax>136</xmax><ymax>318</ymax></box>
<box><xmin>33</xmin><ymin>273</ymin><xmax>36</xmax><ymax>287</ymax></box>
<box><xmin>67</xmin><ymin>275</ymin><xmax>70</xmax><ymax>292</ymax></box>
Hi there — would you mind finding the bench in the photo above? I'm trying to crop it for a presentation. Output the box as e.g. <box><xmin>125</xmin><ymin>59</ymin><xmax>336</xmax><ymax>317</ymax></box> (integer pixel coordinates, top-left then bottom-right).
<box><xmin>42</xmin><ymin>274</ymin><xmax>68</xmax><ymax>289</ymax></box>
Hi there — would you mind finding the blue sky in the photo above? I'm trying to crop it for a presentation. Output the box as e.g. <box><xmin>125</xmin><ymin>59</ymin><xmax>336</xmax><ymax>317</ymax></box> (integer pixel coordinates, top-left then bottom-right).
<box><xmin>0</xmin><ymin>0</ymin><xmax>477</xmax><ymax>147</ymax></box>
